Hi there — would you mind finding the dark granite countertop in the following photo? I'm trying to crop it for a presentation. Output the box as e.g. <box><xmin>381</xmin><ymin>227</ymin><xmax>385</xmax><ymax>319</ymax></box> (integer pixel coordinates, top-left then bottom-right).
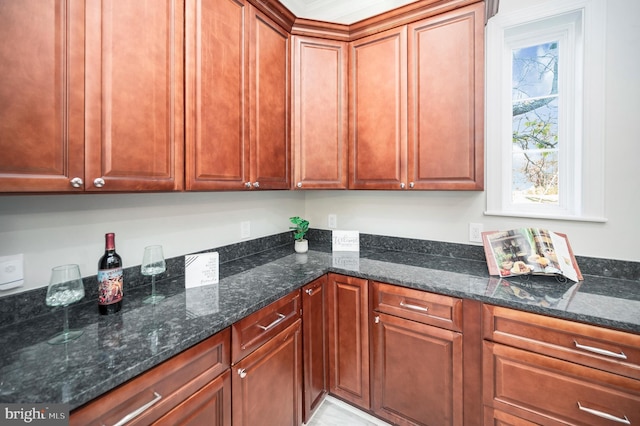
<box><xmin>0</xmin><ymin>244</ymin><xmax>638</xmax><ymax>410</ymax></box>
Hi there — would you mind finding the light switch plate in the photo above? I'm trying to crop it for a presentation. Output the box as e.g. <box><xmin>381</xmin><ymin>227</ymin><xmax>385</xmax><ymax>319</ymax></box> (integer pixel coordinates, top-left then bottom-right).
<box><xmin>0</xmin><ymin>254</ymin><xmax>24</xmax><ymax>290</ymax></box>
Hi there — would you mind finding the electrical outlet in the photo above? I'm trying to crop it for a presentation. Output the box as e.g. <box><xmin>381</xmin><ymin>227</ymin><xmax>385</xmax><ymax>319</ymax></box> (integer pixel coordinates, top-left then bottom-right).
<box><xmin>241</xmin><ymin>221</ymin><xmax>251</xmax><ymax>239</ymax></box>
<box><xmin>328</xmin><ymin>214</ymin><xmax>337</xmax><ymax>229</ymax></box>
<box><xmin>469</xmin><ymin>223</ymin><xmax>483</xmax><ymax>243</ymax></box>
<box><xmin>0</xmin><ymin>254</ymin><xmax>24</xmax><ymax>290</ymax></box>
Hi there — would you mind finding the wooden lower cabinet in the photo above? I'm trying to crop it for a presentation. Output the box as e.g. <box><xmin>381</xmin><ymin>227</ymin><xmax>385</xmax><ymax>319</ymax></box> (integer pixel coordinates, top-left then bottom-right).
<box><xmin>372</xmin><ymin>312</ymin><xmax>463</xmax><ymax>426</ymax></box>
<box><xmin>231</xmin><ymin>319</ymin><xmax>303</xmax><ymax>426</ymax></box>
<box><xmin>327</xmin><ymin>273</ymin><xmax>370</xmax><ymax>409</ymax></box>
<box><xmin>302</xmin><ymin>276</ymin><xmax>329</xmax><ymax>422</ymax></box>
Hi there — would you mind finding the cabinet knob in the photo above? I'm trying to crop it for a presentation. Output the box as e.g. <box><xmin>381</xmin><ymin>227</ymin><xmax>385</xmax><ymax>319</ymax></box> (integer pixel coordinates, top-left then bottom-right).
<box><xmin>297</xmin><ymin>182</ymin><xmax>302</xmax><ymax>188</ymax></box>
<box><xmin>374</xmin><ymin>316</ymin><xmax>380</xmax><ymax>324</ymax></box>
<box><xmin>409</xmin><ymin>182</ymin><xmax>415</xmax><ymax>188</ymax></box>
<box><xmin>305</xmin><ymin>288</ymin><xmax>313</xmax><ymax>295</ymax></box>
<box><xmin>70</xmin><ymin>177</ymin><xmax>83</xmax><ymax>188</ymax></box>
<box><xmin>244</xmin><ymin>182</ymin><xmax>252</xmax><ymax>188</ymax></box>
<box><xmin>238</xmin><ymin>368</ymin><xmax>247</xmax><ymax>379</ymax></box>
<box><xmin>93</xmin><ymin>178</ymin><xmax>105</xmax><ymax>188</ymax></box>
<box><xmin>253</xmin><ymin>182</ymin><xmax>260</xmax><ymax>188</ymax></box>
<box><xmin>400</xmin><ymin>182</ymin><xmax>405</xmax><ymax>189</ymax></box>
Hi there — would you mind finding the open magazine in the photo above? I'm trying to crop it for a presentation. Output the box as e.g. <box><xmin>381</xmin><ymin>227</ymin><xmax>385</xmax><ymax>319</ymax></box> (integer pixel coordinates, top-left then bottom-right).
<box><xmin>482</xmin><ymin>228</ymin><xmax>582</xmax><ymax>283</ymax></box>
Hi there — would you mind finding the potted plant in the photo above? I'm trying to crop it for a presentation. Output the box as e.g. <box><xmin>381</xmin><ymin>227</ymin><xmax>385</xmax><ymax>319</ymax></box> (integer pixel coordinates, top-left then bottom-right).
<box><xmin>289</xmin><ymin>216</ymin><xmax>309</xmax><ymax>253</ymax></box>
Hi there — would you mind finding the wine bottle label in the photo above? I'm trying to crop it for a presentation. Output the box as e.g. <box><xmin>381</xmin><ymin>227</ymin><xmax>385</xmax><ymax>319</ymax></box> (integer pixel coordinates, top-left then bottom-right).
<box><xmin>98</xmin><ymin>268</ymin><xmax>123</xmax><ymax>306</ymax></box>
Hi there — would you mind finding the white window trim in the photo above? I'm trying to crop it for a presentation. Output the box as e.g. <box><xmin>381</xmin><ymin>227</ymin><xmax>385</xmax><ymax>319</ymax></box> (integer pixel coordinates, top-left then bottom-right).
<box><xmin>485</xmin><ymin>0</ymin><xmax>607</xmax><ymax>222</ymax></box>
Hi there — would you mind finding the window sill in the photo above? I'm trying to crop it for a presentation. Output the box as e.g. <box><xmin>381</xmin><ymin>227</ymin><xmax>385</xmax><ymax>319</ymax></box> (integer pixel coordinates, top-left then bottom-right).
<box><xmin>484</xmin><ymin>210</ymin><xmax>608</xmax><ymax>223</ymax></box>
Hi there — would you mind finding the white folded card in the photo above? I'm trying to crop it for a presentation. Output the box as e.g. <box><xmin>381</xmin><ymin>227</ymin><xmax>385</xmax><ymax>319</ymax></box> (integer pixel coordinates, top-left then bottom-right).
<box><xmin>332</xmin><ymin>230</ymin><xmax>360</xmax><ymax>252</ymax></box>
<box><xmin>185</xmin><ymin>252</ymin><xmax>219</xmax><ymax>289</ymax></box>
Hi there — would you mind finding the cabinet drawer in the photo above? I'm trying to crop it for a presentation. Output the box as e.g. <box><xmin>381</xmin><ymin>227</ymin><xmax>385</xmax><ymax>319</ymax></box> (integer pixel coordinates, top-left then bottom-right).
<box><xmin>484</xmin><ymin>342</ymin><xmax>640</xmax><ymax>426</ymax></box>
<box><xmin>71</xmin><ymin>328</ymin><xmax>230</xmax><ymax>426</ymax></box>
<box><xmin>484</xmin><ymin>305</ymin><xmax>640</xmax><ymax>379</ymax></box>
<box><xmin>371</xmin><ymin>281</ymin><xmax>462</xmax><ymax>331</ymax></box>
<box><xmin>231</xmin><ymin>290</ymin><xmax>301</xmax><ymax>363</ymax></box>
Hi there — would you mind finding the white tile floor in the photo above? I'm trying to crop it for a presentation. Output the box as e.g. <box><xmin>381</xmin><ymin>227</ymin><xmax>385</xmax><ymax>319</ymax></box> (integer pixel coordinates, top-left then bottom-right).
<box><xmin>305</xmin><ymin>396</ymin><xmax>393</xmax><ymax>426</ymax></box>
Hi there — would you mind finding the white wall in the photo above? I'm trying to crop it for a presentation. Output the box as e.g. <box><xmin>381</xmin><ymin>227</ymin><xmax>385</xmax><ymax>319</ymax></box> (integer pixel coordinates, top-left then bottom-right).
<box><xmin>0</xmin><ymin>0</ymin><xmax>637</xmax><ymax>298</ymax></box>
<box><xmin>0</xmin><ymin>192</ymin><xmax>305</xmax><ymax>295</ymax></box>
<box><xmin>304</xmin><ymin>0</ymin><xmax>640</xmax><ymax>263</ymax></box>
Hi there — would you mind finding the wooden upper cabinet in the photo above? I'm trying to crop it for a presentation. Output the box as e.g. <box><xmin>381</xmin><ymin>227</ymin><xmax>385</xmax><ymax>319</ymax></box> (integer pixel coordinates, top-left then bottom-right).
<box><xmin>407</xmin><ymin>2</ymin><xmax>484</xmax><ymax>190</ymax></box>
<box><xmin>349</xmin><ymin>26</ymin><xmax>407</xmax><ymax>190</ymax></box>
<box><xmin>292</xmin><ymin>36</ymin><xmax>348</xmax><ymax>189</ymax></box>
<box><xmin>186</xmin><ymin>0</ymin><xmax>249</xmax><ymax>190</ymax></box>
<box><xmin>0</xmin><ymin>0</ymin><xmax>85</xmax><ymax>192</ymax></box>
<box><xmin>248</xmin><ymin>4</ymin><xmax>290</xmax><ymax>190</ymax></box>
<box><xmin>85</xmin><ymin>0</ymin><xmax>184</xmax><ymax>192</ymax></box>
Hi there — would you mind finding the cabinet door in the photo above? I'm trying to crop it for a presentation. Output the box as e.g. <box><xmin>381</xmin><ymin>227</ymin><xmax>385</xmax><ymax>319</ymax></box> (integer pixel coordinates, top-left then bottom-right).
<box><xmin>372</xmin><ymin>312</ymin><xmax>463</xmax><ymax>426</ymax></box>
<box><xmin>302</xmin><ymin>275</ymin><xmax>329</xmax><ymax>422</ymax></box>
<box><xmin>248</xmin><ymin>5</ymin><xmax>290</xmax><ymax>190</ymax></box>
<box><xmin>185</xmin><ymin>0</ymin><xmax>249</xmax><ymax>190</ymax></box>
<box><xmin>327</xmin><ymin>273</ymin><xmax>370</xmax><ymax>409</ymax></box>
<box><xmin>85</xmin><ymin>0</ymin><xmax>184</xmax><ymax>191</ymax></box>
<box><xmin>292</xmin><ymin>36</ymin><xmax>348</xmax><ymax>189</ymax></box>
<box><xmin>0</xmin><ymin>0</ymin><xmax>85</xmax><ymax>192</ymax></box>
<box><xmin>407</xmin><ymin>3</ymin><xmax>484</xmax><ymax>190</ymax></box>
<box><xmin>232</xmin><ymin>319</ymin><xmax>303</xmax><ymax>426</ymax></box>
<box><xmin>349</xmin><ymin>26</ymin><xmax>407</xmax><ymax>190</ymax></box>
<box><xmin>154</xmin><ymin>370</ymin><xmax>231</xmax><ymax>426</ymax></box>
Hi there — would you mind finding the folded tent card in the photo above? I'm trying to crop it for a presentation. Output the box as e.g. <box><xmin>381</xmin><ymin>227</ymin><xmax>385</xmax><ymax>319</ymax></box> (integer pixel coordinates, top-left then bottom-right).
<box><xmin>185</xmin><ymin>252</ymin><xmax>219</xmax><ymax>289</ymax></box>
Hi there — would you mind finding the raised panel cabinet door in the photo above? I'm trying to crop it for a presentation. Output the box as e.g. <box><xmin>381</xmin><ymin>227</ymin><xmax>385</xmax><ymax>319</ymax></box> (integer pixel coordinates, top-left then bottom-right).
<box><xmin>349</xmin><ymin>26</ymin><xmax>407</xmax><ymax>190</ymax></box>
<box><xmin>154</xmin><ymin>370</ymin><xmax>231</xmax><ymax>426</ymax></box>
<box><xmin>0</xmin><ymin>0</ymin><xmax>85</xmax><ymax>192</ymax></box>
<box><xmin>302</xmin><ymin>275</ymin><xmax>329</xmax><ymax>422</ymax></box>
<box><xmin>292</xmin><ymin>36</ymin><xmax>348</xmax><ymax>189</ymax></box>
<box><xmin>85</xmin><ymin>0</ymin><xmax>184</xmax><ymax>192</ymax></box>
<box><xmin>248</xmin><ymin>5</ymin><xmax>290</xmax><ymax>190</ymax></box>
<box><xmin>372</xmin><ymin>312</ymin><xmax>463</xmax><ymax>426</ymax></box>
<box><xmin>232</xmin><ymin>319</ymin><xmax>303</xmax><ymax>426</ymax></box>
<box><xmin>185</xmin><ymin>0</ymin><xmax>249</xmax><ymax>190</ymax></box>
<box><xmin>327</xmin><ymin>273</ymin><xmax>370</xmax><ymax>409</ymax></box>
<box><xmin>407</xmin><ymin>2</ymin><xmax>484</xmax><ymax>190</ymax></box>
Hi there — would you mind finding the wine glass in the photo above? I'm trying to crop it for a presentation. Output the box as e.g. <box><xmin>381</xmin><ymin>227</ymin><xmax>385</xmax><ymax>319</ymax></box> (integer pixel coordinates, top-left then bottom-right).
<box><xmin>46</xmin><ymin>264</ymin><xmax>85</xmax><ymax>344</ymax></box>
<box><xmin>142</xmin><ymin>245</ymin><xmax>166</xmax><ymax>304</ymax></box>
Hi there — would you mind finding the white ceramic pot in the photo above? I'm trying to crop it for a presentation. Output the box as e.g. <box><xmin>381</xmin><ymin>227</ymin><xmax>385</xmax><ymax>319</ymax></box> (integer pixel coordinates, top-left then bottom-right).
<box><xmin>294</xmin><ymin>239</ymin><xmax>308</xmax><ymax>254</ymax></box>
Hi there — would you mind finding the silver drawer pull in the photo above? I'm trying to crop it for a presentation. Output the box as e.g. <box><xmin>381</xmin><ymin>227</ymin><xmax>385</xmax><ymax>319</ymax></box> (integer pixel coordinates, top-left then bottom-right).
<box><xmin>258</xmin><ymin>313</ymin><xmax>286</xmax><ymax>331</ymax></box>
<box><xmin>400</xmin><ymin>301</ymin><xmax>429</xmax><ymax>313</ymax></box>
<box><xmin>112</xmin><ymin>391</ymin><xmax>162</xmax><ymax>426</ymax></box>
<box><xmin>577</xmin><ymin>402</ymin><xmax>630</xmax><ymax>424</ymax></box>
<box><xmin>574</xmin><ymin>341</ymin><xmax>627</xmax><ymax>359</ymax></box>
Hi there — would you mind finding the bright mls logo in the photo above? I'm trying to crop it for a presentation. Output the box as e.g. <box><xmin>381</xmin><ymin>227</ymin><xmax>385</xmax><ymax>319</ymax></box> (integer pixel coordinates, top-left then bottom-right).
<box><xmin>1</xmin><ymin>404</ymin><xmax>68</xmax><ymax>425</ymax></box>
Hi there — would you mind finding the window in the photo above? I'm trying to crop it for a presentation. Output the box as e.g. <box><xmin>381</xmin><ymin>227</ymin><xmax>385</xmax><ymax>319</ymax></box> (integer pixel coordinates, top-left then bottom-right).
<box><xmin>485</xmin><ymin>0</ymin><xmax>606</xmax><ymax>222</ymax></box>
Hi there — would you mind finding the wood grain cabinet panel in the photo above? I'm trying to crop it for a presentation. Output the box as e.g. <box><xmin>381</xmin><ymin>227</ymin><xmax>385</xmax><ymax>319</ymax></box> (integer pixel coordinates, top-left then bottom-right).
<box><xmin>349</xmin><ymin>26</ymin><xmax>408</xmax><ymax>190</ymax></box>
<box><xmin>327</xmin><ymin>273</ymin><xmax>370</xmax><ymax>409</ymax></box>
<box><xmin>292</xmin><ymin>36</ymin><xmax>348</xmax><ymax>189</ymax></box>
<box><xmin>186</xmin><ymin>0</ymin><xmax>249</xmax><ymax>190</ymax></box>
<box><xmin>0</xmin><ymin>0</ymin><xmax>85</xmax><ymax>192</ymax></box>
<box><xmin>407</xmin><ymin>2</ymin><xmax>484</xmax><ymax>190</ymax></box>
<box><xmin>372</xmin><ymin>312</ymin><xmax>463</xmax><ymax>426</ymax></box>
<box><xmin>85</xmin><ymin>0</ymin><xmax>184</xmax><ymax>191</ymax></box>
<box><xmin>302</xmin><ymin>275</ymin><xmax>329</xmax><ymax>422</ymax></box>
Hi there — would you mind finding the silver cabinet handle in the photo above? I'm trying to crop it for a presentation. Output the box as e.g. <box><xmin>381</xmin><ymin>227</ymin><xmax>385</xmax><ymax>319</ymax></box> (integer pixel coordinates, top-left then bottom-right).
<box><xmin>93</xmin><ymin>177</ymin><xmax>105</xmax><ymax>188</ymax></box>
<box><xmin>577</xmin><ymin>402</ymin><xmax>630</xmax><ymax>424</ymax></box>
<box><xmin>400</xmin><ymin>182</ymin><xmax>405</xmax><ymax>189</ymax></box>
<box><xmin>70</xmin><ymin>177</ymin><xmax>83</xmax><ymax>188</ymax></box>
<box><xmin>400</xmin><ymin>300</ymin><xmax>429</xmax><ymax>312</ymax></box>
<box><xmin>244</xmin><ymin>182</ymin><xmax>251</xmax><ymax>188</ymax></box>
<box><xmin>238</xmin><ymin>368</ymin><xmax>247</xmax><ymax>379</ymax></box>
<box><xmin>257</xmin><ymin>313</ymin><xmax>285</xmax><ymax>331</ymax></box>
<box><xmin>297</xmin><ymin>182</ymin><xmax>302</xmax><ymax>188</ymax></box>
<box><xmin>253</xmin><ymin>181</ymin><xmax>260</xmax><ymax>188</ymax></box>
<box><xmin>305</xmin><ymin>288</ymin><xmax>313</xmax><ymax>295</ymax></box>
<box><xmin>112</xmin><ymin>391</ymin><xmax>162</xmax><ymax>426</ymax></box>
<box><xmin>574</xmin><ymin>341</ymin><xmax>627</xmax><ymax>359</ymax></box>
<box><xmin>409</xmin><ymin>182</ymin><xmax>415</xmax><ymax>188</ymax></box>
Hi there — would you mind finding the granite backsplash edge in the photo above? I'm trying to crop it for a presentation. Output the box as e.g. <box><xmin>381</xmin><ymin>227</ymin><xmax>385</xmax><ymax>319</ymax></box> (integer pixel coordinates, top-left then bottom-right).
<box><xmin>1</xmin><ymin>229</ymin><xmax>637</xmax><ymax>327</ymax></box>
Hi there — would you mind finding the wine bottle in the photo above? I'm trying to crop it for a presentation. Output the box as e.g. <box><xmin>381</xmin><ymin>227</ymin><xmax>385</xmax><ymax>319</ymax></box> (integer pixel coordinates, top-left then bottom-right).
<box><xmin>98</xmin><ymin>233</ymin><xmax>123</xmax><ymax>315</ymax></box>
